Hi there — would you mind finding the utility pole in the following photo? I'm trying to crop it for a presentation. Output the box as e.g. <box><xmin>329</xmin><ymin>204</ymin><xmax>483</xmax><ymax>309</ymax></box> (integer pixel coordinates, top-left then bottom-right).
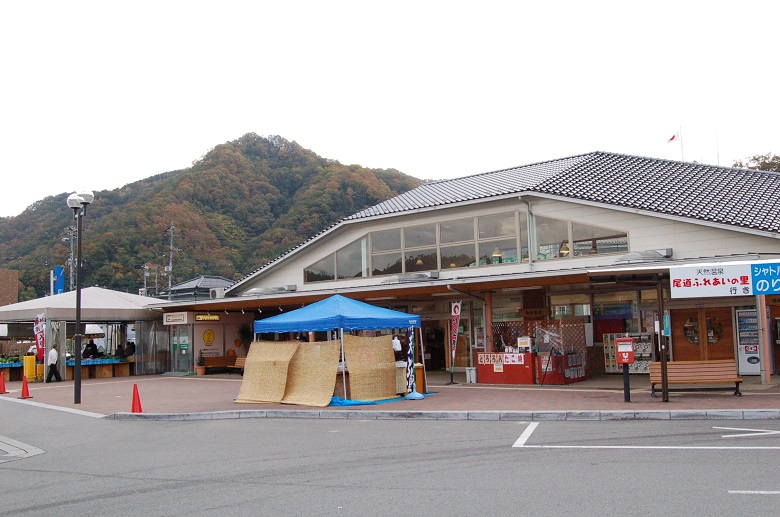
<box><xmin>62</xmin><ymin>226</ymin><xmax>76</xmax><ymax>291</ymax></box>
<box><xmin>165</xmin><ymin>225</ymin><xmax>179</xmax><ymax>301</ymax></box>
<box><xmin>142</xmin><ymin>264</ymin><xmax>149</xmax><ymax>296</ymax></box>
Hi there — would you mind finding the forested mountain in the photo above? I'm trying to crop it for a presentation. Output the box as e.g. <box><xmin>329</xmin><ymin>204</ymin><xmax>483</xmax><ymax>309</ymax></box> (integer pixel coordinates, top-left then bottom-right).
<box><xmin>0</xmin><ymin>134</ymin><xmax>422</xmax><ymax>301</ymax></box>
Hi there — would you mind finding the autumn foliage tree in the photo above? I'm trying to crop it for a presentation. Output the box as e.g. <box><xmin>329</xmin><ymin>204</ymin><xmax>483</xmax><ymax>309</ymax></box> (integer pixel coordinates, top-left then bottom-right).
<box><xmin>0</xmin><ymin>134</ymin><xmax>421</xmax><ymax>300</ymax></box>
<box><xmin>733</xmin><ymin>153</ymin><xmax>779</xmax><ymax>172</ymax></box>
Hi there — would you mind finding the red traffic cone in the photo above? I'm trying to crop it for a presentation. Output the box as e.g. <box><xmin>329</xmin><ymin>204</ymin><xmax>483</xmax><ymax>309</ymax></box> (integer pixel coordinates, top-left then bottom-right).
<box><xmin>131</xmin><ymin>383</ymin><xmax>143</xmax><ymax>413</ymax></box>
<box><xmin>0</xmin><ymin>371</ymin><xmax>7</xmax><ymax>394</ymax></box>
<box><xmin>19</xmin><ymin>376</ymin><xmax>32</xmax><ymax>399</ymax></box>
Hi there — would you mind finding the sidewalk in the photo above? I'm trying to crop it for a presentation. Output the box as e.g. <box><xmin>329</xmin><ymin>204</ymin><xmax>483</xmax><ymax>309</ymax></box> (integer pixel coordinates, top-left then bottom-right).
<box><xmin>2</xmin><ymin>371</ymin><xmax>779</xmax><ymax>421</ymax></box>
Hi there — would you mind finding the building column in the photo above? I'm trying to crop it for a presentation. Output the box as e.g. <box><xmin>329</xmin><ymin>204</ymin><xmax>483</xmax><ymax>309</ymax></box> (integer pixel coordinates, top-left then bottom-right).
<box><xmin>484</xmin><ymin>291</ymin><xmax>494</xmax><ymax>353</ymax></box>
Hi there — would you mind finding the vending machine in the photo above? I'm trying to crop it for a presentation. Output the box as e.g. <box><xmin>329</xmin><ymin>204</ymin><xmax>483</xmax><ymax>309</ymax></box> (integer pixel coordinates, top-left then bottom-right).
<box><xmin>735</xmin><ymin>309</ymin><xmax>760</xmax><ymax>375</ymax></box>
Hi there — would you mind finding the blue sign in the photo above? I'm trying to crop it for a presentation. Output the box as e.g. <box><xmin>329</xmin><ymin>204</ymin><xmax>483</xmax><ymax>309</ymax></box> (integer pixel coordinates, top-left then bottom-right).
<box><xmin>54</xmin><ymin>266</ymin><xmax>65</xmax><ymax>294</ymax></box>
<box><xmin>751</xmin><ymin>262</ymin><xmax>780</xmax><ymax>294</ymax></box>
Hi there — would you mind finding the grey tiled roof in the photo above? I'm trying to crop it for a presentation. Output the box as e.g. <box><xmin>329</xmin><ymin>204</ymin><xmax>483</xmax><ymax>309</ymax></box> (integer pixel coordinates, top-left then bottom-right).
<box><xmin>349</xmin><ymin>151</ymin><xmax>780</xmax><ymax>232</ymax></box>
<box><xmin>348</xmin><ymin>155</ymin><xmax>588</xmax><ymax>219</ymax></box>
<box><xmin>227</xmin><ymin>152</ymin><xmax>780</xmax><ymax>293</ymax></box>
<box><xmin>170</xmin><ymin>276</ymin><xmax>234</xmax><ymax>291</ymax></box>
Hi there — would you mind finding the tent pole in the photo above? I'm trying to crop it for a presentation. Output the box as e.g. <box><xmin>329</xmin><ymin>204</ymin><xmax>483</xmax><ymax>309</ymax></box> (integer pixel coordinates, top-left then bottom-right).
<box><xmin>340</xmin><ymin>328</ymin><xmax>347</xmax><ymax>400</ymax></box>
<box><xmin>417</xmin><ymin>327</ymin><xmax>428</xmax><ymax>394</ymax></box>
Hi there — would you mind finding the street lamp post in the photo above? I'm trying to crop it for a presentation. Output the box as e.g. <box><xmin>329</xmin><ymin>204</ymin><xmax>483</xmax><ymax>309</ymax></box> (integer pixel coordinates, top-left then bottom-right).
<box><xmin>67</xmin><ymin>190</ymin><xmax>94</xmax><ymax>405</ymax></box>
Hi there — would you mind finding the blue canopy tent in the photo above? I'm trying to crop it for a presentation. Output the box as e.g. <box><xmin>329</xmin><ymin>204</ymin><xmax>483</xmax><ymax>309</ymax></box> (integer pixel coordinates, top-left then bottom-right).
<box><xmin>253</xmin><ymin>295</ymin><xmax>423</xmax><ymax>399</ymax></box>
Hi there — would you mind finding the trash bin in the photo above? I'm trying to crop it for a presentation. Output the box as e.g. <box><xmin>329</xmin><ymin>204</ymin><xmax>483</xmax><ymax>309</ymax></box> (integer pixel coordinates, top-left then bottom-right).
<box><xmin>465</xmin><ymin>367</ymin><xmax>477</xmax><ymax>384</ymax></box>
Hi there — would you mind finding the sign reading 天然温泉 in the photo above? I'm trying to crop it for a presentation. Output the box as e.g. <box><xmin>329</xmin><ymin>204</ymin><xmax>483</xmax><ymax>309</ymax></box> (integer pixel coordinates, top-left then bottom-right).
<box><xmin>670</xmin><ymin>264</ymin><xmax>752</xmax><ymax>298</ymax></box>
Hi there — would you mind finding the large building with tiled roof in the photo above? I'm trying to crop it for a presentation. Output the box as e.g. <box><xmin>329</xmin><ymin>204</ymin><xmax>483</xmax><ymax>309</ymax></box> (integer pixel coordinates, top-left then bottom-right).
<box><xmin>152</xmin><ymin>152</ymin><xmax>780</xmax><ymax>382</ymax></box>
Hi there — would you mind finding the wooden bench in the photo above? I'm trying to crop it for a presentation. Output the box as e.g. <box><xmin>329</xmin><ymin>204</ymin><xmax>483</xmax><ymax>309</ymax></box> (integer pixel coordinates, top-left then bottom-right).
<box><xmin>226</xmin><ymin>356</ymin><xmax>246</xmax><ymax>375</ymax></box>
<box><xmin>203</xmin><ymin>356</ymin><xmax>233</xmax><ymax>374</ymax></box>
<box><xmin>649</xmin><ymin>360</ymin><xmax>742</xmax><ymax>398</ymax></box>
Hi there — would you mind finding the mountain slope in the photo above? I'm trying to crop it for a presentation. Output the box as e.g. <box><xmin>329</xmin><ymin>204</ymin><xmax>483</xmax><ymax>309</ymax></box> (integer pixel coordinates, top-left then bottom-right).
<box><xmin>0</xmin><ymin>134</ymin><xmax>422</xmax><ymax>300</ymax></box>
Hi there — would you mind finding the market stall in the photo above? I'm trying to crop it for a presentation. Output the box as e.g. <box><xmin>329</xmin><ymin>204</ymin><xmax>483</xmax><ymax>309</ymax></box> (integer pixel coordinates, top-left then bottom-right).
<box><xmin>240</xmin><ymin>295</ymin><xmax>422</xmax><ymax>406</ymax></box>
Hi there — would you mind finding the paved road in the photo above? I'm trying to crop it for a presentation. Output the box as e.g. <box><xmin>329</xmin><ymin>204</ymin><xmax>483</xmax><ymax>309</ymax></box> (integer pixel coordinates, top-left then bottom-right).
<box><xmin>2</xmin><ymin>401</ymin><xmax>779</xmax><ymax>516</ymax></box>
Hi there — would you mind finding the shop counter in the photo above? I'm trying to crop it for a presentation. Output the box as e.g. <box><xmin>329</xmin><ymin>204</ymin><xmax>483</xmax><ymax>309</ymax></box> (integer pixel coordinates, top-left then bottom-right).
<box><xmin>0</xmin><ymin>363</ymin><xmax>24</xmax><ymax>382</ymax></box>
<box><xmin>113</xmin><ymin>362</ymin><xmax>131</xmax><ymax>377</ymax></box>
<box><xmin>65</xmin><ymin>359</ymin><xmax>127</xmax><ymax>380</ymax></box>
<box><xmin>476</xmin><ymin>353</ymin><xmax>536</xmax><ymax>384</ymax></box>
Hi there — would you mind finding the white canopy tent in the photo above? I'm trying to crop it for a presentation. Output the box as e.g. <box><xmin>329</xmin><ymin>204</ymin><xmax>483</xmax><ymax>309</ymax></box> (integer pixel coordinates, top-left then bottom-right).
<box><xmin>0</xmin><ymin>287</ymin><xmax>160</xmax><ymax>322</ymax></box>
<box><xmin>0</xmin><ymin>287</ymin><xmax>163</xmax><ymax>373</ymax></box>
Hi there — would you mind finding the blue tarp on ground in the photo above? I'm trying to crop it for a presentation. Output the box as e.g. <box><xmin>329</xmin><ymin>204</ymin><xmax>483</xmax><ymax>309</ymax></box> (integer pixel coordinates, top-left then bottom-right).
<box><xmin>328</xmin><ymin>393</ymin><xmax>435</xmax><ymax>406</ymax></box>
<box><xmin>254</xmin><ymin>294</ymin><xmax>421</xmax><ymax>334</ymax></box>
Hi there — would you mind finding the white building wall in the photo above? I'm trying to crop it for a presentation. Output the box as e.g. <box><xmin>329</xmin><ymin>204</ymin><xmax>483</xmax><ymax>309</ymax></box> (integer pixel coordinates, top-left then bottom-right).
<box><xmin>236</xmin><ymin>195</ymin><xmax>780</xmax><ymax>294</ymax></box>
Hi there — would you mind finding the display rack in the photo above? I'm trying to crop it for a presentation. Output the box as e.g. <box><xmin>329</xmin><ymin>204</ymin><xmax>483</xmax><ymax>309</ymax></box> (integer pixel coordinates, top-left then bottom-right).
<box><xmin>603</xmin><ymin>333</ymin><xmax>652</xmax><ymax>374</ymax></box>
<box><xmin>538</xmin><ymin>352</ymin><xmax>586</xmax><ymax>385</ymax></box>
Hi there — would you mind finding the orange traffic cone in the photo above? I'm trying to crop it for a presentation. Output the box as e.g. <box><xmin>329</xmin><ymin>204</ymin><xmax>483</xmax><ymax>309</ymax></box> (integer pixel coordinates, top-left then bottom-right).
<box><xmin>0</xmin><ymin>371</ymin><xmax>7</xmax><ymax>394</ymax></box>
<box><xmin>131</xmin><ymin>383</ymin><xmax>142</xmax><ymax>413</ymax></box>
<box><xmin>19</xmin><ymin>376</ymin><xmax>32</xmax><ymax>399</ymax></box>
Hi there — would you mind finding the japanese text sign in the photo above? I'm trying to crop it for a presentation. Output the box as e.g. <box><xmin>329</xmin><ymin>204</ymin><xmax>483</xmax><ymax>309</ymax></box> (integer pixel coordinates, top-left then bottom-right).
<box><xmin>751</xmin><ymin>262</ymin><xmax>780</xmax><ymax>295</ymax></box>
<box><xmin>670</xmin><ymin>264</ymin><xmax>752</xmax><ymax>298</ymax></box>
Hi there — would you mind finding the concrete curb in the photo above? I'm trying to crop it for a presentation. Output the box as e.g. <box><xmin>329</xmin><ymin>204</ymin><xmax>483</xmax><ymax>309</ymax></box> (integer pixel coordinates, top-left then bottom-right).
<box><xmin>108</xmin><ymin>408</ymin><xmax>780</xmax><ymax>421</ymax></box>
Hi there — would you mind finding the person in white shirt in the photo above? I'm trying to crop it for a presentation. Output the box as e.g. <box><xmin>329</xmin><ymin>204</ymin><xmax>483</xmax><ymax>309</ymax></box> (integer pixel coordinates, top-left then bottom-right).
<box><xmin>45</xmin><ymin>344</ymin><xmax>63</xmax><ymax>383</ymax></box>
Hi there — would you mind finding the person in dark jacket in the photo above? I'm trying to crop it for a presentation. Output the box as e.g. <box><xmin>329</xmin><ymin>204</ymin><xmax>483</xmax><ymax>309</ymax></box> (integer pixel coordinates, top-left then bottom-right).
<box><xmin>82</xmin><ymin>339</ymin><xmax>99</xmax><ymax>359</ymax></box>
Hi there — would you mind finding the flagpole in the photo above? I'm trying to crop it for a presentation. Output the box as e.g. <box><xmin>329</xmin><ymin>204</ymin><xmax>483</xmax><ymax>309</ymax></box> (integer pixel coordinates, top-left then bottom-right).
<box><xmin>679</xmin><ymin>126</ymin><xmax>684</xmax><ymax>161</ymax></box>
<box><xmin>715</xmin><ymin>127</ymin><xmax>720</xmax><ymax>166</ymax></box>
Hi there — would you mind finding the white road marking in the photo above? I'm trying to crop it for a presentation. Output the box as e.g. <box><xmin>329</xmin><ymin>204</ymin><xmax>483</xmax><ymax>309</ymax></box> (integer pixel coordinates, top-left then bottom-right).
<box><xmin>713</xmin><ymin>426</ymin><xmax>780</xmax><ymax>438</ymax></box>
<box><xmin>512</xmin><ymin>422</ymin><xmax>538</xmax><ymax>447</ymax></box>
<box><xmin>728</xmin><ymin>491</ymin><xmax>780</xmax><ymax>495</ymax></box>
<box><xmin>519</xmin><ymin>444</ymin><xmax>780</xmax><ymax>450</ymax></box>
<box><xmin>0</xmin><ymin>435</ymin><xmax>44</xmax><ymax>463</ymax></box>
<box><xmin>512</xmin><ymin>422</ymin><xmax>780</xmax><ymax>450</ymax></box>
<box><xmin>0</xmin><ymin>396</ymin><xmax>105</xmax><ymax>418</ymax></box>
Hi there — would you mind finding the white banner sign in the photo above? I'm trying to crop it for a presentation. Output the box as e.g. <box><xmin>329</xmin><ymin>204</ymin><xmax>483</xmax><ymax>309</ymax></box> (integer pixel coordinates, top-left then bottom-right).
<box><xmin>670</xmin><ymin>264</ymin><xmax>752</xmax><ymax>298</ymax></box>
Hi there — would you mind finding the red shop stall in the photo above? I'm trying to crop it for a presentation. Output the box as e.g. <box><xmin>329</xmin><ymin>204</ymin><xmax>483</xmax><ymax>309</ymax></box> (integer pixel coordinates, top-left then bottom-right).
<box><xmin>476</xmin><ymin>351</ymin><xmax>537</xmax><ymax>384</ymax></box>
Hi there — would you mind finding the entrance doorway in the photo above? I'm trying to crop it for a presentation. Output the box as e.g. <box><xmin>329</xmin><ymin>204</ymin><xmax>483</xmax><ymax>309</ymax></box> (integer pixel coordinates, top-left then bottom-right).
<box><xmin>170</xmin><ymin>326</ymin><xmax>192</xmax><ymax>373</ymax></box>
<box><xmin>671</xmin><ymin>308</ymin><xmax>734</xmax><ymax>361</ymax></box>
<box><xmin>422</xmin><ymin>323</ymin><xmax>445</xmax><ymax>370</ymax></box>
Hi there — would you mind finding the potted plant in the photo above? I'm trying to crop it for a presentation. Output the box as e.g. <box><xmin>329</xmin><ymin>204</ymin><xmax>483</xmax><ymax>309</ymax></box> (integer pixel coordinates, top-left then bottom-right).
<box><xmin>195</xmin><ymin>351</ymin><xmax>206</xmax><ymax>376</ymax></box>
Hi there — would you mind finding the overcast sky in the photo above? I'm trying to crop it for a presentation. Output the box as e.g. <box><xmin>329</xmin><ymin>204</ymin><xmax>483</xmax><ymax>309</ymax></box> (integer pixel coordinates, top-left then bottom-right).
<box><xmin>1</xmin><ymin>1</ymin><xmax>777</xmax><ymax>217</ymax></box>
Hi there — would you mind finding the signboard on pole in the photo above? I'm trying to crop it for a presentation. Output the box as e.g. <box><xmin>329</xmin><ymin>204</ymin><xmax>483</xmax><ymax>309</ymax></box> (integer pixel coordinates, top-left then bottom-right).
<box><xmin>33</xmin><ymin>313</ymin><xmax>45</xmax><ymax>362</ymax></box>
<box><xmin>450</xmin><ymin>301</ymin><xmax>461</xmax><ymax>367</ymax></box>
<box><xmin>54</xmin><ymin>266</ymin><xmax>65</xmax><ymax>294</ymax></box>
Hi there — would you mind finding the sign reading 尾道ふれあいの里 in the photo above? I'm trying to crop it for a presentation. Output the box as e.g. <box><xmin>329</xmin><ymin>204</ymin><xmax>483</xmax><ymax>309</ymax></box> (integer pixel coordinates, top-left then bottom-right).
<box><xmin>670</xmin><ymin>264</ymin><xmax>752</xmax><ymax>298</ymax></box>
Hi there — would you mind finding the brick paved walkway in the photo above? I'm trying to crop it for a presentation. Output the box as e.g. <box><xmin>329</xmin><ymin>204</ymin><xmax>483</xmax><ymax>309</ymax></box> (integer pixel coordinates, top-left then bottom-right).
<box><xmin>2</xmin><ymin>371</ymin><xmax>778</xmax><ymax>419</ymax></box>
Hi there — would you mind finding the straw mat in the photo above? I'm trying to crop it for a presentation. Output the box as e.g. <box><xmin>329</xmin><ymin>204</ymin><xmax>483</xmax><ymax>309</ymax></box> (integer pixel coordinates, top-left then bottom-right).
<box><xmin>343</xmin><ymin>334</ymin><xmax>396</xmax><ymax>401</ymax></box>
<box><xmin>235</xmin><ymin>341</ymin><xmax>299</xmax><ymax>404</ymax></box>
<box><xmin>281</xmin><ymin>341</ymin><xmax>341</xmax><ymax>407</ymax></box>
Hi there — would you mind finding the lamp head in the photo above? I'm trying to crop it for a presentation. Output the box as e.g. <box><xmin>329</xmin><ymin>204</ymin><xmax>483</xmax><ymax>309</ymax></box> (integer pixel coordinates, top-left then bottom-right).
<box><xmin>77</xmin><ymin>190</ymin><xmax>94</xmax><ymax>205</ymax></box>
<box><xmin>67</xmin><ymin>190</ymin><xmax>94</xmax><ymax>209</ymax></box>
<box><xmin>67</xmin><ymin>193</ymin><xmax>82</xmax><ymax>209</ymax></box>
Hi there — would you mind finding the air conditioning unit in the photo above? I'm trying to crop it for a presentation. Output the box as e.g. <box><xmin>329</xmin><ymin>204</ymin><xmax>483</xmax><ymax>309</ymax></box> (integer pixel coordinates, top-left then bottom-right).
<box><xmin>210</xmin><ymin>288</ymin><xmax>226</xmax><ymax>299</ymax></box>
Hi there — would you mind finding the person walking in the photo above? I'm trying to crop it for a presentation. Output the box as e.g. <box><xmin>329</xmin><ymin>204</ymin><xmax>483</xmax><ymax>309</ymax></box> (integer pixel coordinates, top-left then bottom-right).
<box><xmin>46</xmin><ymin>344</ymin><xmax>63</xmax><ymax>383</ymax></box>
